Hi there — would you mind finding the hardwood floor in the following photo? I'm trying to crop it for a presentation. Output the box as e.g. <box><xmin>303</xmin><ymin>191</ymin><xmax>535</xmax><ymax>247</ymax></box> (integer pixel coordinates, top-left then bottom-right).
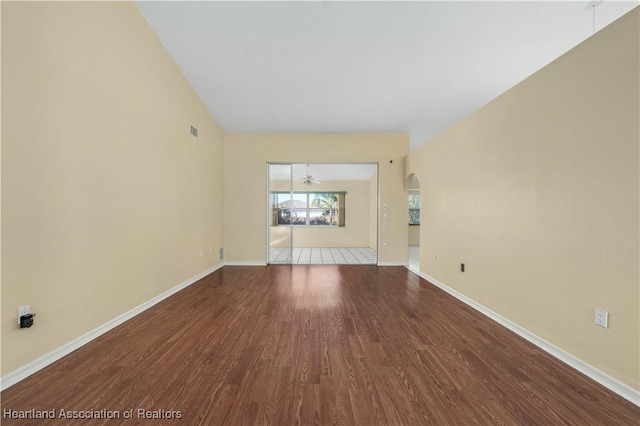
<box><xmin>2</xmin><ymin>265</ymin><xmax>639</xmax><ymax>425</ymax></box>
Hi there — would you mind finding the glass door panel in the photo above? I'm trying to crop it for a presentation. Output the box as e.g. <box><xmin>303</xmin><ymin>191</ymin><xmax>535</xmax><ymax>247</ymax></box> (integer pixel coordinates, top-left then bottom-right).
<box><xmin>269</xmin><ymin>162</ymin><xmax>380</xmax><ymax>265</ymax></box>
<box><xmin>268</xmin><ymin>164</ymin><xmax>292</xmax><ymax>263</ymax></box>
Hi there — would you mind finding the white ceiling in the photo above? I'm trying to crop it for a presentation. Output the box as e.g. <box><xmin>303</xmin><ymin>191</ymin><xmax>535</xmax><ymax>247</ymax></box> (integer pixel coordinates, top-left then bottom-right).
<box><xmin>136</xmin><ymin>1</ymin><xmax>638</xmax><ymax>152</ymax></box>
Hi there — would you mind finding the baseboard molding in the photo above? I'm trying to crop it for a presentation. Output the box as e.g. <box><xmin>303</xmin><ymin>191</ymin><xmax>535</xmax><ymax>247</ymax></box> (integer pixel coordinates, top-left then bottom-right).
<box><xmin>408</xmin><ymin>268</ymin><xmax>640</xmax><ymax>407</ymax></box>
<box><xmin>377</xmin><ymin>262</ymin><xmax>409</xmax><ymax>266</ymax></box>
<box><xmin>224</xmin><ymin>261</ymin><xmax>267</xmax><ymax>266</ymax></box>
<box><xmin>0</xmin><ymin>262</ymin><xmax>224</xmax><ymax>391</ymax></box>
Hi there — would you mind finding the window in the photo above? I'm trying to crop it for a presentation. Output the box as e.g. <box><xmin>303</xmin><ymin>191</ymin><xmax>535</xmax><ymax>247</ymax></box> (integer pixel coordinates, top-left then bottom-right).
<box><xmin>272</xmin><ymin>192</ymin><xmax>345</xmax><ymax>227</ymax></box>
<box><xmin>408</xmin><ymin>191</ymin><xmax>420</xmax><ymax>225</ymax></box>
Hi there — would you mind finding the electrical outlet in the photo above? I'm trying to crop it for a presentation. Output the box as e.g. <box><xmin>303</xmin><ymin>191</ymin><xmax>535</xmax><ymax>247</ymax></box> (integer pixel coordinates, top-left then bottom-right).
<box><xmin>595</xmin><ymin>308</ymin><xmax>608</xmax><ymax>328</ymax></box>
<box><xmin>382</xmin><ymin>242</ymin><xmax>387</xmax><ymax>248</ymax></box>
<box><xmin>219</xmin><ymin>247</ymin><xmax>224</xmax><ymax>260</ymax></box>
<box><xmin>18</xmin><ymin>305</ymin><xmax>30</xmax><ymax>324</ymax></box>
<box><xmin>199</xmin><ymin>249</ymin><xmax>203</xmax><ymax>257</ymax></box>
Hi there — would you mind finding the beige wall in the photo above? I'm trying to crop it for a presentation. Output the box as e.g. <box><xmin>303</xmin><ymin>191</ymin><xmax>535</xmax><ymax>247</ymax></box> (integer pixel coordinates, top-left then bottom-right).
<box><xmin>408</xmin><ymin>226</ymin><xmax>420</xmax><ymax>246</ymax></box>
<box><xmin>224</xmin><ymin>134</ymin><xmax>408</xmax><ymax>263</ymax></box>
<box><xmin>406</xmin><ymin>8</ymin><xmax>639</xmax><ymax>390</ymax></box>
<box><xmin>269</xmin><ymin>179</ymin><xmax>373</xmax><ymax>248</ymax></box>
<box><xmin>1</xmin><ymin>2</ymin><xmax>224</xmax><ymax>375</ymax></box>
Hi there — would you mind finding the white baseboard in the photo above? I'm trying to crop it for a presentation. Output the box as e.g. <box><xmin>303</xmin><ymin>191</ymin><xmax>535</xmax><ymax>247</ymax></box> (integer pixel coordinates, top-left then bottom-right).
<box><xmin>224</xmin><ymin>261</ymin><xmax>267</xmax><ymax>266</ymax></box>
<box><xmin>408</xmin><ymin>268</ymin><xmax>640</xmax><ymax>407</ymax></box>
<box><xmin>377</xmin><ymin>262</ymin><xmax>409</xmax><ymax>266</ymax></box>
<box><xmin>0</xmin><ymin>262</ymin><xmax>224</xmax><ymax>391</ymax></box>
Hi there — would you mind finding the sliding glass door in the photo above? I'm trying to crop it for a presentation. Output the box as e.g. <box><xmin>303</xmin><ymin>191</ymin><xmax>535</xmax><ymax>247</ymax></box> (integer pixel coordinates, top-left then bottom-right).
<box><xmin>268</xmin><ymin>162</ymin><xmax>379</xmax><ymax>265</ymax></box>
<box><xmin>267</xmin><ymin>164</ymin><xmax>293</xmax><ymax>263</ymax></box>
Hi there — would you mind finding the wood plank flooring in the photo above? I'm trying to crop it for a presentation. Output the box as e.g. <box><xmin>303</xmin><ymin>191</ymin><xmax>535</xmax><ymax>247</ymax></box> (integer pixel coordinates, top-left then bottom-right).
<box><xmin>2</xmin><ymin>265</ymin><xmax>639</xmax><ymax>425</ymax></box>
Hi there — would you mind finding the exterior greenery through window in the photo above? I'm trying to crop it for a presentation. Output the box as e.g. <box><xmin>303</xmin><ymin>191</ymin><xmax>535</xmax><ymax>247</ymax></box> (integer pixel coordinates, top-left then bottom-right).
<box><xmin>409</xmin><ymin>192</ymin><xmax>420</xmax><ymax>225</ymax></box>
<box><xmin>272</xmin><ymin>192</ymin><xmax>345</xmax><ymax>226</ymax></box>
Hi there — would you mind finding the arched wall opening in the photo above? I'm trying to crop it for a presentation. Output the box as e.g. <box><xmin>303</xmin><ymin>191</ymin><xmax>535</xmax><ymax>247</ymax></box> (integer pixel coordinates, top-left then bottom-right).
<box><xmin>407</xmin><ymin>173</ymin><xmax>421</xmax><ymax>272</ymax></box>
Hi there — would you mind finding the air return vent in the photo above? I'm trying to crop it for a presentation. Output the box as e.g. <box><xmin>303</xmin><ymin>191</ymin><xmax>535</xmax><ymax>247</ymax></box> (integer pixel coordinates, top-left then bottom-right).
<box><xmin>190</xmin><ymin>125</ymin><xmax>198</xmax><ymax>138</ymax></box>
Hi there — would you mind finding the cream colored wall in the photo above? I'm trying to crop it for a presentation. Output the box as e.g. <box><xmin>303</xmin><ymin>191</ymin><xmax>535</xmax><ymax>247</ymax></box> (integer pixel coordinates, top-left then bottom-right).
<box><xmin>406</xmin><ymin>8</ymin><xmax>639</xmax><ymax>390</ymax></box>
<box><xmin>408</xmin><ymin>226</ymin><xmax>420</xmax><ymax>246</ymax></box>
<box><xmin>1</xmin><ymin>2</ymin><xmax>224</xmax><ymax>376</ymax></box>
<box><xmin>224</xmin><ymin>134</ymin><xmax>408</xmax><ymax>263</ymax></box>
<box><xmin>269</xmin><ymin>179</ymin><xmax>371</xmax><ymax>248</ymax></box>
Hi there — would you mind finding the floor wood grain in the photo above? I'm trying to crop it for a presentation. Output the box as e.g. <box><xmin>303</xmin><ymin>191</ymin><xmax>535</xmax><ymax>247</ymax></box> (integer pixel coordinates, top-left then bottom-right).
<box><xmin>2</xmin><ymin>265</ymin><xmax>639</xmax><ymax>425</ymax></box>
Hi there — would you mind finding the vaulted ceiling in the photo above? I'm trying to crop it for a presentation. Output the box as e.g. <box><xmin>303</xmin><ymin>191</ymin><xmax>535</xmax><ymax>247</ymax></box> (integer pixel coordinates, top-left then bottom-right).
<box><xmin>136</xmin><ymin>1</ymin><xmax>637</xmax><ymax>152</ymax></box>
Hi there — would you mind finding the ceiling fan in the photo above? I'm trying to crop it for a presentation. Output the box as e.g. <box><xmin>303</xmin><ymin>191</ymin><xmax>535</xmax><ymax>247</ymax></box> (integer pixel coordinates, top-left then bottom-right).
<box><xmin>301</xmin><ymin>164</ymin><xmax>321</xmax><ymax>186</ymax></box>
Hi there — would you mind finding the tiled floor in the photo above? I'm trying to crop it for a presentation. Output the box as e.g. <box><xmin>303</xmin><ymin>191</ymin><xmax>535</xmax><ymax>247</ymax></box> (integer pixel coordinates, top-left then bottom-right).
<box><xmin>269</xmin><ymin>247</ymin><xmax>377</xmax><ymax>264</ymax></box>
<box><xmin>408</xmin><ymin>245</ymin><xmax>419</xmax><ymax>272</ymax></box>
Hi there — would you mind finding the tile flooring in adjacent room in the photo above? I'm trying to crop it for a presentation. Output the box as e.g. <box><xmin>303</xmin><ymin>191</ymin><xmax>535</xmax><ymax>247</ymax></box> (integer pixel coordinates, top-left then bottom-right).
<box><xmin>269</xmin><ymin>247</ymin><xmax>377</xmax><ymax>264</ymax></box>
<box><xmin>408</xmin><ymin>245</ymin><xmax>419</xmax><ymax>272</ymax></box>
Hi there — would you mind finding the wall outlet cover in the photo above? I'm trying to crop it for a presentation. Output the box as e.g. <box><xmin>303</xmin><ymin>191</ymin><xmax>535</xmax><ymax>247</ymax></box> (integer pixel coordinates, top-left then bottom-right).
<box><xmin>595</xmin><ymin>308</ymin><xmax>608</xmax><ymax>328</ymax></box>
<box><xmin>18</xmin><ymin>305</ymin><xmax>30</xmax><ymax>324</ymax></box>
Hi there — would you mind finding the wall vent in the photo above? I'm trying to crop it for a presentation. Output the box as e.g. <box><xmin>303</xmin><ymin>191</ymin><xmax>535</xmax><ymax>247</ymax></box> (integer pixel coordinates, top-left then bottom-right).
<box><xmin>190</xmin><ymin>125</ymin><xmax>198</xmax><ymax>138</ymax></box>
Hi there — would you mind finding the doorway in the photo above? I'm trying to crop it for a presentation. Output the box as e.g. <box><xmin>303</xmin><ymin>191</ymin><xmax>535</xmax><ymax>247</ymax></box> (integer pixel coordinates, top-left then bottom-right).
<box><xmin>408</xmin><ymin>174</ymin><xmax>420</xmax><ymax>272</ymax></box>
<box><xmin>267</xmin><ymin>163</ymin><xmax>379</xmax><ymax>264</ymax></box>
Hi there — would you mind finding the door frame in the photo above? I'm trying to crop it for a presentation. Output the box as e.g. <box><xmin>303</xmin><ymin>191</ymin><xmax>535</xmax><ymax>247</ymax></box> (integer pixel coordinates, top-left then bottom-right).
<box><xmin>266</xmin><ymin>162</ymin><xmax>380</xmax><ymax>265</ymax></box>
